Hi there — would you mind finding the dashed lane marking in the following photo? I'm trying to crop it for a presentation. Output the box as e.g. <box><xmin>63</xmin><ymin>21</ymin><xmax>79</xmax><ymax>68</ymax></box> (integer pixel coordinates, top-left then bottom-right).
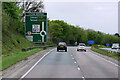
<box><xmin>72</xmin><ymin>58</ymin><xmax>74</xmax><ymax>59</ymax></box>
<box><xmin>82</xmin><ymin>77</ymin><xmax>85</xmax><ymax>80</ymax></box>
<box><xmin>77</xmin><ymin>67</ymin><xmax>80</xmax><ymax>70</ymax></box>
<box><xmin>74</xmin><ymin>61</ymin><xmax>77</xmax><ymax>64</ymax></box>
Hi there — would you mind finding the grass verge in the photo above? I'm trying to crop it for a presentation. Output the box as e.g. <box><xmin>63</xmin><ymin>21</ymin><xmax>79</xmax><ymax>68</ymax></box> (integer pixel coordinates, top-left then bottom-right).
<box><xmin>2</xmin><ymin>48</ymin><xmax>44</xmax><ymax>71</ymax></box>
<box><xmin>91</xmin><ymin>47</ymin><xmax>119</xmax><ymax>60</ymax></box>
<box><xmin>2</xmin><ymin>46</ymin><xmax>55</xmax><ymax>71</ymax></box>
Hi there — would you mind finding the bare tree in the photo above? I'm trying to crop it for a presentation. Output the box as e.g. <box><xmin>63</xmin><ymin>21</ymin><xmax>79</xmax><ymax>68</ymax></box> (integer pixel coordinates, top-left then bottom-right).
<box><xmin>16</xmin><ymin>0</ymin><xmax>44</xmax><ymax>22</ymax></box>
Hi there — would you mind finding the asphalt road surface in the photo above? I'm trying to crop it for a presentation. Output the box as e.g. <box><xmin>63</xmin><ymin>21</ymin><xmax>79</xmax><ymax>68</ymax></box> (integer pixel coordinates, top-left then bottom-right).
<box><xmin>22</xmin><ymin>47</ymin><xmax>118</xmax><ymax>79</ymax></box>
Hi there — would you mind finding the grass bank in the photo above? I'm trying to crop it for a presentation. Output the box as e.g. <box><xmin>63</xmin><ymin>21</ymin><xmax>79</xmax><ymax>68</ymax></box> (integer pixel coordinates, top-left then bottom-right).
<box><xmin>2</xmin><ymin>46</ymin><xmax>55</xmax><ymax>71</ymax></box>
<box><xmin>2</xmin><ymin>12</ymin><xmax>54</xmax><ymax>71</ymax></box>
<box><xmin>91</xmin><ymin>47</ymin><xmax>119</xmax><ymax>60</ymax></box>
<box><xmin>2</xmin><ymin>48</ymin><xmax>43</xmax><ymax>70</ymax></box>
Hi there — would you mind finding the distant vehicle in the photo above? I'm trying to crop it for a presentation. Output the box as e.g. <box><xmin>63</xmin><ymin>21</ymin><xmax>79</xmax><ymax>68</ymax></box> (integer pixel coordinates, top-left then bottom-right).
<box><xmin>57</xmin><ymin>42</ymin><xmax>67</xmax><ymax>52</ymax></box>
<box><xmin>117</xmin><ymin>49</ymin><xmax>120</xmax><ymax>54</ymax></box>
<box><xmin>77</xmin><ymin>43</ymin><xmax>86</xmax><ymax>52</ymax></box>
<box><xmin>112</xmin><ymin>43</ymin><xmax>119</xmax><ymax>49</ymax></box>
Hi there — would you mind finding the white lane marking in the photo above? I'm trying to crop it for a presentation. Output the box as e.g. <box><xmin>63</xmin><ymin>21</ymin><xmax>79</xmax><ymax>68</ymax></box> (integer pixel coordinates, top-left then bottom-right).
<box><xmin>82</xmin><ymin>77</ymin><xmax>85</xmax><ymax>78</ymax></box>
<box><xmin>72</xmin><ymin>58</ymin><xmax>74</xmax><ymax>59</ymax></box>
<box><xmin>82</xmin><ymin>77</ymin><xmax>85</xmax><ymax>80</ymax></box>
<box><xmin>90</xmin><ymin>51</ymin><xmax>120</xmax><ymax>67</ymax></box>
<box><xmin>71</xmin><ymin>55</ymin><xmax>72</xmax><ymax>56</ymax></box>
<box><xmin>74</xmin><ymin>61</ymin><xmax>77</xmax><ymax>64</ymax></box>
<box><xmin>20</xmin><ymin>49</ymin><xmax>55</xmax><ymax>79</ymax></box>
<box><xmin>77</xmin><ymin>67</ymin><xmax>80</xmax><ymax>70</ymax></box>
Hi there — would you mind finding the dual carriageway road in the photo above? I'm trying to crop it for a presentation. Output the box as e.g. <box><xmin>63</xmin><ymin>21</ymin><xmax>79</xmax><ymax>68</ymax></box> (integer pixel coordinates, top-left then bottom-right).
<box><xmin>20</xmin><ymin>47</ymin><xmax>119</xmax><ymax>79</ymax></box>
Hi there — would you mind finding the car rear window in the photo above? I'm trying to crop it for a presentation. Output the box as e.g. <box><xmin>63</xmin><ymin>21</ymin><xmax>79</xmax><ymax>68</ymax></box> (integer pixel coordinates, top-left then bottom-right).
<box><xmin>59</xmin><ymin>42</ymin><xmax>66</xmax><ymax>46</ymax></box>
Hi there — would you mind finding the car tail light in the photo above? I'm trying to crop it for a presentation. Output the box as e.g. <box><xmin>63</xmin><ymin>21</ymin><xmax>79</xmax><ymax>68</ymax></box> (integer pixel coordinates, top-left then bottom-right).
<box><xmin>57</xmin><ymin>45</ymin><xmax>59</xmax><ymax>47</ymax></box>
<box><xmin>65</xmin><ymin>45</ymin><xmax>67</xmax><ymax>48</ymax></box>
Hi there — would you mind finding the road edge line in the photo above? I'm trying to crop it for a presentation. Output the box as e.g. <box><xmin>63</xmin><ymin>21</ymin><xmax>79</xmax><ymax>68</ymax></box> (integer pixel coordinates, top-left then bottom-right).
<box><xmin>20</xmin><ymin>48</ymin><xmax>55</xmax><ymax>79</ymax></box>
<box><xmin>90</xmin><ymin>50</ymin><xmax>120</xmax><ymax>67</ymax></box>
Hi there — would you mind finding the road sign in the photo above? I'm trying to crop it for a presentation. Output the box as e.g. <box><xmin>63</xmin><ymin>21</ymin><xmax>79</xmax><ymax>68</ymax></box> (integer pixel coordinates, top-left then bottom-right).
<box><xmin>27</xmin><ymin>31</ymin><xmax>32</xmax><ymax>36</ymax></box>
<box><xmin>106</xmin><ymin>43</ymin><xmax>109</xmax><ymax>46</ymax></box>
<box><xmin>25</xmin><ymin>12</ymin><xmax>47</xmax><ymax>43</ymax></box>
<box><xmin>87</xmin><ymin>41</ymin><xmax>94</xmax><ymax>45</ymax></box>
<box><xmin>33</xmin><ymin>28</ymin><xmax>36</xmax><ymax>32</ymax></box>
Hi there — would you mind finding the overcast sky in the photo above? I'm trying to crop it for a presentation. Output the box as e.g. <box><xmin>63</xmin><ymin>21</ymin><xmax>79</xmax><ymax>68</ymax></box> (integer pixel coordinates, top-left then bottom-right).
<box><xmin>44</xmin><ymin>0</ymin><xmax>119</xmax><ymax>34</ymax></box>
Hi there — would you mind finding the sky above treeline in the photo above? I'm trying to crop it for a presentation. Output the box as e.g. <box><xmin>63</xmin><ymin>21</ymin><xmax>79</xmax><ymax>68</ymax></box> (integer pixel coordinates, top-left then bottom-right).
<box><xmin>44</xmin><ymin>0</ymin><xmax>119</xmax><ymax>34</ymax></box>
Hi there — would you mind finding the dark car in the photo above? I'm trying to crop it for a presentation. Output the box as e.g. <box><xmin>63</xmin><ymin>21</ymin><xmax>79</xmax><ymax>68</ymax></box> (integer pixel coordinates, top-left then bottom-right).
<box><xmin>57</xmin><ymin>42</ymin><xmax>67</xmax><ymax>52</ymax></box>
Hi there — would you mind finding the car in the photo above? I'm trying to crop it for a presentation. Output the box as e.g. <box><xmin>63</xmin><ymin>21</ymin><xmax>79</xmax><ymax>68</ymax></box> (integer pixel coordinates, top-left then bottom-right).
<box><xmin>57</xmin><ymin>42</ymin><xmax>67</xmax><ymax>52</ymax></box>
<box><xmin>77</xmin><ymin>43</ymin><xmax>86</xmax><ymax>52</ymax></box>
<box><xmin>117</xmin><ymin>49</ymin><xmax>120</xmax><ymax>56</ymax></box>
<box><xmin>112</xmin><ymin>43</ymin><xmax>119</xmax><ymax>49</ymax></box>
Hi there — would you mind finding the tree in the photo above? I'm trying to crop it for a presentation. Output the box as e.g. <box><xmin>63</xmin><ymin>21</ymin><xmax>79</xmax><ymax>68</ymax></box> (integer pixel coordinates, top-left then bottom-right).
<box><xmin>2</xmin><ymin>2</ymin><xmax>24</xmax><ymax>34</ymax></box>
<box><xmin>48</xmin><ymin>20</ymin><xmax>120</xmax><ymax>46</ymax></box>
<box><xmin>95</xmin><ymin>31</ymin><xmax>104</xmax><ymax>45</ymax></box>
<box><xmin>114</xmin><ymin>33</ymin><xmax>120</xmax><ymax>37</ymax></box>
<box><xmin>2</xmin><ymin>2</ymin><xmax>21</xmax><ymax>20</ymax></box>
<box><xmin>16</xmin><ymin>0</ymin><xmax>44</xmax><ymax>22</ymax></box>
<box><xmin>87</xmin><ymin>30</ymin><xmax>97</xmax><ymax>41</ymax></box>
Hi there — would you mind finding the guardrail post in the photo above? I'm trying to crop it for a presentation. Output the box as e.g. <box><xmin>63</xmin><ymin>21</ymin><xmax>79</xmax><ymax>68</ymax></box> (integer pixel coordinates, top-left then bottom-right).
<box><xmin>22</xmin><ymin>49</ymin><xmax>26</xmax><ymax>52</ymax></box>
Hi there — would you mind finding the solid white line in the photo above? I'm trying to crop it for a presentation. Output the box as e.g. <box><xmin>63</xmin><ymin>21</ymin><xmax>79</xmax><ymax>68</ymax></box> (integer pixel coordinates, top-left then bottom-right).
<box><xmin>90</xmin><ymin>51</ymin><xmax>120</xmax><ymax>67</ymax></box>
<box><xmin>72</xmin><ymin>58</ymin><xmax>74</xmax><ymax>59</ymax></box>
<box><xmin>20</xmin><ymin>49</ymin><xmax>55</xmax><ymax>79</ymax></box>
<box><xmin>71</xmin><ymin>55</ymin><xmax>72</xmax><ymax>56</ymax></box>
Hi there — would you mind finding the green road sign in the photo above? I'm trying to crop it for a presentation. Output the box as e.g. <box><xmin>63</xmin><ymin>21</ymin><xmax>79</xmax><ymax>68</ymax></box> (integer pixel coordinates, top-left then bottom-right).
<box><xmin>25</xmin><ymin>12</ymin><xmax>47</xmax><ymax>43</ymax></box>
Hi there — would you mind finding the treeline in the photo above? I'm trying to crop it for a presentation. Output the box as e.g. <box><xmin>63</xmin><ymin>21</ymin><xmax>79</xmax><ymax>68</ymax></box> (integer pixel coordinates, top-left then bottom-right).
<box><xmin>2</xmin><ymin>2</ymin><xmax>43</xmax><ymax>55</ymax></box>
<box><xmin>2</xmin><ymin>2</ymin><xmax>24</xmax><ymax>34</ymax></box>
<box><xmin>2</xmin><ymin>2</ymin><xmax>120</xmax><ymax>46</ymax></box>
<box><xmin>47</xmin><ymin>20</ymin><xmax>120</xmax><ymax>46</ymax></box>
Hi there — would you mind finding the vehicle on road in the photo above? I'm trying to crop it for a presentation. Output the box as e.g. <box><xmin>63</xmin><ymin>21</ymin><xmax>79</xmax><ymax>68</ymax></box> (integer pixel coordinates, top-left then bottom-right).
<box><xmin>77</xmin><ymin>43</ymin><xmax>86</xmax><ymax>52</ymax></box>
<box><xmin>112</xmin><ymin>43</ymin><xmax>119</xmax><ymax>49</ymax></box>
<box><xmin>117</xmin><ymin>49</ymin><xmax>120</xmax><ymax>54</ymax></box>
<box><xmin>57</xmin><ymin>42</ymin><xmax>67</xmax><ymax>52</ymax></box>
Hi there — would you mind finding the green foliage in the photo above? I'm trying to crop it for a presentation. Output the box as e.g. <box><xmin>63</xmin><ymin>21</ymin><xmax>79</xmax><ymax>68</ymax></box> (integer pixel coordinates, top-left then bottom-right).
<box><xmin>102</xmin><ymin>34</ymin><xmax>120</xmax><ymax>46</ymax></box>
<box><xmin>91</xmin><ymin>47</ymin><xmax>119</xmax><ymax>60</ymax></box>
<box><xmin>2</xmin><ymin>3</ymin><xmax>41</xmax><ymax>55</ymax></box>
<box><xmin>87</xmin><ymin>30</ymin><xmax>97</xmax><ymax>41</ymax></box>
<box><xmin>48</xmin><ymin>20</ymin><xmax>88</xmax><ymax>45</ymax></box>
<box><xmin>48</xmin><ymin>20</ymin><xmax>120</xmax><ymax>45</ymax></box>
<box><xmin>2</xmin><ymin>2</ymin><xmax>24</xmax><ymax>34</ymax></box>
<box><xmin>2</xmin><ymin>2</ymin><xmax>120</xmax><ymax>55</ymax></box>
<box><xmin>1</xmin><ymin>2</ymin><xmax>120</xmax><ymax>70</ymax></box>
<box><xmin>2</xmin><ymin>2</ymin><xmax>21</xmax><ymax>20</ymax></box>
<box><xmin>2</xmin><ymin>48</ymin><xmax>43</xmax><ymax>70</ymax></box>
